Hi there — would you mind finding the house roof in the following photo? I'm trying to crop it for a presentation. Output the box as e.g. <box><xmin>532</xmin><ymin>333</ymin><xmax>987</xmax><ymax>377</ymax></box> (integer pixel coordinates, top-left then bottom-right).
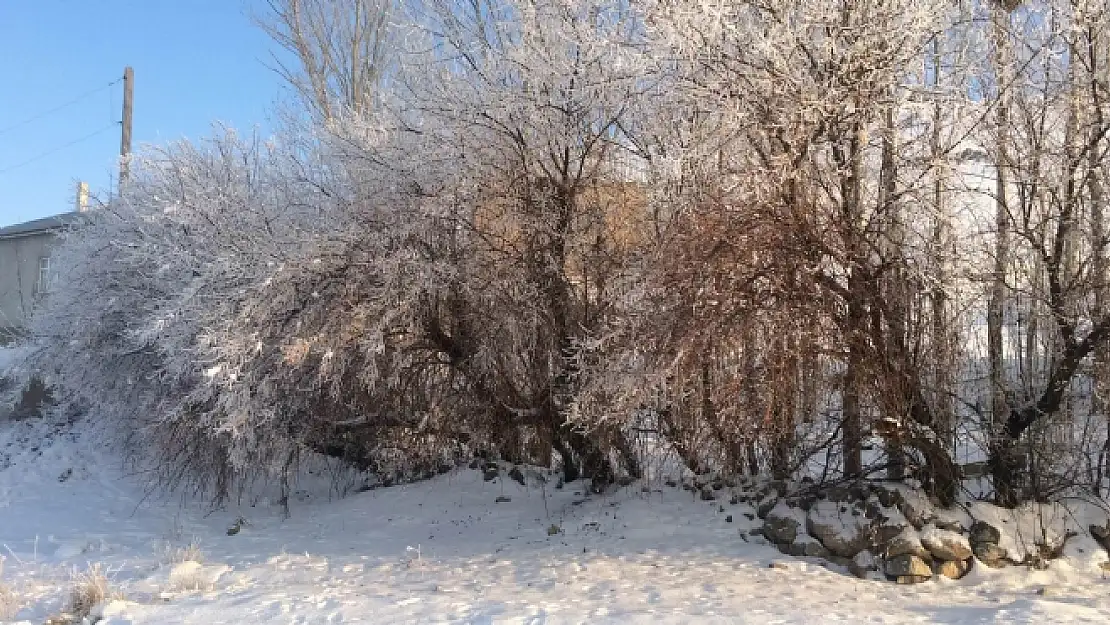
<box><xmin>0</xmin><ymin>213</ymin><xmax>82</xmax><ymax>240</ymax></box>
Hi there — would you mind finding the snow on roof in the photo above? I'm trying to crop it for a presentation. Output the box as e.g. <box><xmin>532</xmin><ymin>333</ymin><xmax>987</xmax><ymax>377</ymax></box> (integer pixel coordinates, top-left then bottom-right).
<box><xmin>0</xmin><ymin>212</ymin><xmax>82</xmax><ymax>240</ymax></box>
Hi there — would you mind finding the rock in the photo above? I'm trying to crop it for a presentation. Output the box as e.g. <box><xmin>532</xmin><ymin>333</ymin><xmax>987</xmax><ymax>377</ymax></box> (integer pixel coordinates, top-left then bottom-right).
<box><xmin>899</xmin><ymin>500</ymin><xmax>931</xmax><ymax>531</ymax></box>
<box><xmin>921</xmin><ymin>527</ymin><xmax>973</xmax><ymax>561</ymax></box>
<box><xmin>885</xmin><ymin>529</ymin><xmax>931</xmax><ymax>560</ymax></box>
<box><xmin>508</xmin><ymin>467</ymin><xmax>526</xmax><ymax>486</ymax></box>
<box><xmin>711</xmin><ymin>479</ymin><xmax>724</xmax><ymax>491</ymax></box>
<box><xmin>1091</xmin><ymin>523</ymin><xmax>1109</xmax><ymax>541</ymax></box>
<box><xmin>864</xmin><ymin>502</ymin><xmax>884</xmax><ymax>520</ymax></box>
<box><xmin>483</xmin><ymin>468</ymin><xmax>499</xmax><ymax>482</ymax></box>
<box><xmin>763</xmin><ymin>512</ymin><xmax>801</xmax><ymax>545</ymax></box>
<box><xmin>848</xmin><ymin>562</ymin><xmax>872</xmax><ymax>579</ymax></box>
<box><xmin>935</xmin><ymin>558</ymin><xmax>971</xmax><ymax>580</ymax></box>
<box><xmin>969</xmin><ymin>521</ymin><xmax>1002</xmax><ymax>547</ymax></box>
<box><xmin>1091</xmin><ymin>524</ymin><xmax>1110</xmax><ymax>551</ymax></box>
<box><xmin>778</xmin><ymin>539</ymin><xmax>831</xmax><ymax>559</ymax></box>
<box><xmin>896</xmin><ymin>575</ymin><xmax>931</xmax><ymax>584</ymax></box>
<box><xmin>700</xmin><ymin>487</ymin><xmax>716</xmax><ymax>501</ymax></box>
<box><xmin>850</xmin><ymin>550</ymin><xmax>878</xmax><ymax>579</ymax></box>
<box><xmin>757</xmin><ymin>498</ymin><xmax>778</xmax><ymax>520</ymax></box>
<box><xmin>973</xmin><ymin>542</ymin><xmax>1010</xmax><ymax>568</ymax></box>
<box><xmin>806</xmin><ymin>503</ymin><xmax>871</xmax><ymax>558</ymax></box>
<box><xmin>885</xmin><ymin>554</ymin><xmax>932</xmax><ymax>579</ymax></box>
<box><xmin>934</xmin><ymin>519</ymin><xmax>964</xmax><ymax>533</ymax></box>
<box><xmin>823</xmin><ymin>554</ymin><xmax>855</xmax><ymax>568</ymax></box>
<box><xmin>875</xmin><ymin>485</ymin><xmax>903</xmax><ymax>508</ymax></box>
<box><xmin>873</xmin><ymin>524</ymin><xmax>905</xmax><ymax>550</ymax></box>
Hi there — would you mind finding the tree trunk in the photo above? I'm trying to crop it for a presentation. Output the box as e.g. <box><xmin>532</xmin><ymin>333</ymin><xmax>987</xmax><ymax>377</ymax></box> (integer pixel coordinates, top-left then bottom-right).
<box><xmin>771</xmin><ymin>336</ymin><xmax>798</xmax><ymax>481</ymax></box>
<box><xmin>987</xmin><ymin>5</ymin><xmax>1014</xmax><ymax>505</ymax></box>
<box><xmin>842</xmin><ymin>120</ymin><xmax>866</xmax><ymax>479</ymax></box>
<box><xmin>929</xmin><ymin>38</ymin><xmax>955</xmax><ymax>452</ymax></box>
<box><xmin>1087</xmin><ymin>24</ymin><xmax>1108</xmax><ymax>496</ymax></box>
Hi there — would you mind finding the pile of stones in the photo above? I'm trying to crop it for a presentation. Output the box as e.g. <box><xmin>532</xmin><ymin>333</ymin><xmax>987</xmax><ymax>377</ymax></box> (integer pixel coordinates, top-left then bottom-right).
<box><xmin>745</xmin><ymin>481</ymin><xmax>1060</xmax><ymax>584</ymax></box>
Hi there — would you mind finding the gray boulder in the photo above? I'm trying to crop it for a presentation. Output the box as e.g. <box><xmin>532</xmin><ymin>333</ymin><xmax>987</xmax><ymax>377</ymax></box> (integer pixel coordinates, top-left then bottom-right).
<box><xmin>885</xmin><ymin>554</ymin><xmax>932</xmax><ymax>580</ymax></box>
<box><xmin>973</xmin><ymin>542</ymin><xmax>1009</xmax><ymax>568</ymax></box>
<box><xmin>874</xmin><ymin>485</ymin><xmax>904</xmax><ymax>508</ymax></box>
<box><xmin>899</xmin><ymin>500</ymin><xmax>931</xmax><ymax>531</ymax></box>
<box><xmin>921</xmin><ymin>527</ymin><xmax>973</xmax><ymax>561</ymax></box>
<box><xmin>763</xmin><ymin>512</ymin><xmax>800</xmax><ymax>545</ymax></box>
<box><xmin>969</xmin><ymin>520</ymin><xmax>1002</xmax><ymax>547</ymax></box>
<box><xmin>806</xmin><ymin>502</ymin><xmax>871</xmax><ymax>558</ymax></box>
<box><xmin>777</xmin><ymin>538</ymin><xmax>831</xmax><ymax>558</ymax></box>
<box><xmin>872</xmin><ymin>524</ymin><xmax>906</xmax><ymax>550</ymax></box>
<box><xmin>884</xmin><ymin>528</ymin><xmax>931</xmax><ymax>560</ymax></box>
<box><xmin>756</xmin><ymin>498</ymin><xmax>779</xmax><ymax>520</ymax></box>
<box><xmin>1090</xmin><ymin>523</ymin><xmax>1110</xmax><ymax>551</ymax></box>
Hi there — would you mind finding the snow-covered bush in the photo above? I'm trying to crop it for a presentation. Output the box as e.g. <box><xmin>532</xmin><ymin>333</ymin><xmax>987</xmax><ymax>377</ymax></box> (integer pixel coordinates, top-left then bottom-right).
<box><xmin>18</xmin><ymin>0</ymin><xmax>1110</xmax><ymax>510</ymax></box>
<box><xmin>24</xmin><ymin>1</ymin><xmax>659</xmax><ymax>500</ymax></box>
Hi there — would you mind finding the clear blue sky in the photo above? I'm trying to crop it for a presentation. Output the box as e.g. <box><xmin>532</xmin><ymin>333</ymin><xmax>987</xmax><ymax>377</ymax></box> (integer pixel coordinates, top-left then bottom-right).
<box><xmin>0</xmin><ymin>0</ymin><xmax>287</xmax><ymax>226</ymax></box>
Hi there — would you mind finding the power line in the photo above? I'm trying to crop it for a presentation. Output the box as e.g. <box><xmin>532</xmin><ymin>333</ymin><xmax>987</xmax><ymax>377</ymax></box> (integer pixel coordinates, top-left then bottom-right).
<box><xmin>0</xmin><ymin>77</ymin><xmax>123</xmax><ymax>138</ymax></box>
<box><xmin>0</xmin><ymin>123</ymin><xmax>117</xmax><ymax>176</ymax></box>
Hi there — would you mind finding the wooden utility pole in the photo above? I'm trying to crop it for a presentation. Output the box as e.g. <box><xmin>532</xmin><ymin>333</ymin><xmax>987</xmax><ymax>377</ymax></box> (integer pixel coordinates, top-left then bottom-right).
<box><xmin>119</xmin><ymin>66</ymin><xmax>134</xmax><ymax>188</ymax></box>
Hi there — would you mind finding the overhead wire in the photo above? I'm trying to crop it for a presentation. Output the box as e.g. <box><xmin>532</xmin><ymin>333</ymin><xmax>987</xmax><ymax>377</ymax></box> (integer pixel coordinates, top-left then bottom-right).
<box><xmin>0</xmin><ymin>73</ymin><xmax>124</xmax><ymax>176</ymax></box>
<box><xmin>0</xmin><ymin>76</ymin><xmax>123</xmax><ymax>138</ymax></box>
<box><xmin>0</xmin><ymin>123</ymin><xmax>117</xmax><ymax>176</ymax></box>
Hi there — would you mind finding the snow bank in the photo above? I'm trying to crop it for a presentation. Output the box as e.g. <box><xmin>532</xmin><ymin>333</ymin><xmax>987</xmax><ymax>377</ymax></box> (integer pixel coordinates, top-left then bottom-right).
<box><xmin>0</xmin><ymin>416</ymin><xmax>1109</xmax><ymax>622</ymax></box>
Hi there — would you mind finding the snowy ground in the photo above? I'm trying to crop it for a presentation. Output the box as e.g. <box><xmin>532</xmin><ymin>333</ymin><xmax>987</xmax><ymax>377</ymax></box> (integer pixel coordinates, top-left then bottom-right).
<box><xmin>1</xmin><ymin>416</ymin><xmax>1110</xmax><ymax>623</ymax></box>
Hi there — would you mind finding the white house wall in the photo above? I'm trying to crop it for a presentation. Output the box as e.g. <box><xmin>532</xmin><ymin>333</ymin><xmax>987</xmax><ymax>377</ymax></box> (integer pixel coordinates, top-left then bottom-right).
<box><xmin>0</xmin><ymin>231</ymin><xmax>56</xmax><ymax>332</ymax></box>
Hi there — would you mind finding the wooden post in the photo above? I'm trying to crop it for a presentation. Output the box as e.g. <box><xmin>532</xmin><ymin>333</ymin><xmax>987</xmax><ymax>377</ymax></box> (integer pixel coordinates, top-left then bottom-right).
<box><xmin>119</xmin><ymin>66</ymin><xmax>134</xmax><ymax>189</ymax></box>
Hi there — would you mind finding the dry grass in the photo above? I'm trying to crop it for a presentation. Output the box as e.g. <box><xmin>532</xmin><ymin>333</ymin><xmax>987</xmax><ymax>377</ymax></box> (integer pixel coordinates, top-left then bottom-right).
<box><xmin>162</xmin><ymin>539</ymin><xmax>204</xmax><ymax>565</ymax></box>
<box><xmin>44</xmin><ymin>564</ymin><xmax>123</xmax><ymax>625</ymax></box>
<box><xmin>167</xmin><ymin>560</ymin><xmax>214</xmax><ymax>592</ymax></box>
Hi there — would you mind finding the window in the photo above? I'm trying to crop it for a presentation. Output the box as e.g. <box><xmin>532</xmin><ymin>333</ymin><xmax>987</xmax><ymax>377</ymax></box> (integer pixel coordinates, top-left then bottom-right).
<box><xmin>36</xmin><ymin>256</ymin><xmax>51</xmax><ymax>295</ymax></box>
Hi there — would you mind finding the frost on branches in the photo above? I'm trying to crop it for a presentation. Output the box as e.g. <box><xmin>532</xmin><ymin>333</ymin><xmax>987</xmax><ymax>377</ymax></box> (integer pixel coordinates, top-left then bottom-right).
<box><xmin>14</xmin><ymin>0</ymin><xmax>1110</xmax><ymax>509</ymax></box>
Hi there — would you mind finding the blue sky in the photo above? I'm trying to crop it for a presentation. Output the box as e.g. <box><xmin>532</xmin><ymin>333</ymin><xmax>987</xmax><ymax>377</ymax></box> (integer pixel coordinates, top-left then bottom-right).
<box><xmin>0</xmin><ymin>0</ymin><xmax>287</xmax><ymax>226</ymax></box>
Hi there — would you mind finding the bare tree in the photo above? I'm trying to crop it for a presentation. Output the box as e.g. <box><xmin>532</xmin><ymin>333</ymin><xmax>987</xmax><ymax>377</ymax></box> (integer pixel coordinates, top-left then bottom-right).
<box><xmin>258</xmin><ymin>0</ymin><xmax>396</xmax><ymax>119</ymax></box>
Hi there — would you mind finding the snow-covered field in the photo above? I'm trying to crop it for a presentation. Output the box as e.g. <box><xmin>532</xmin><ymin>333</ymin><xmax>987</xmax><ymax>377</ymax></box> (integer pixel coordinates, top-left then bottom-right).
<box><xmin>1</xmin><ymin>413</ymin><xmax>1110</xmax><ymax>624</ymax></box>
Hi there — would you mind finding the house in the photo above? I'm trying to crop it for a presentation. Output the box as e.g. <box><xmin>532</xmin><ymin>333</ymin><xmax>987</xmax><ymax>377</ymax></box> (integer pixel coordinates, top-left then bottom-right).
<box><xmin>0</xmin><ymin>187</ymin><xmax>88</xmax><ymax>337</ymax></box>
